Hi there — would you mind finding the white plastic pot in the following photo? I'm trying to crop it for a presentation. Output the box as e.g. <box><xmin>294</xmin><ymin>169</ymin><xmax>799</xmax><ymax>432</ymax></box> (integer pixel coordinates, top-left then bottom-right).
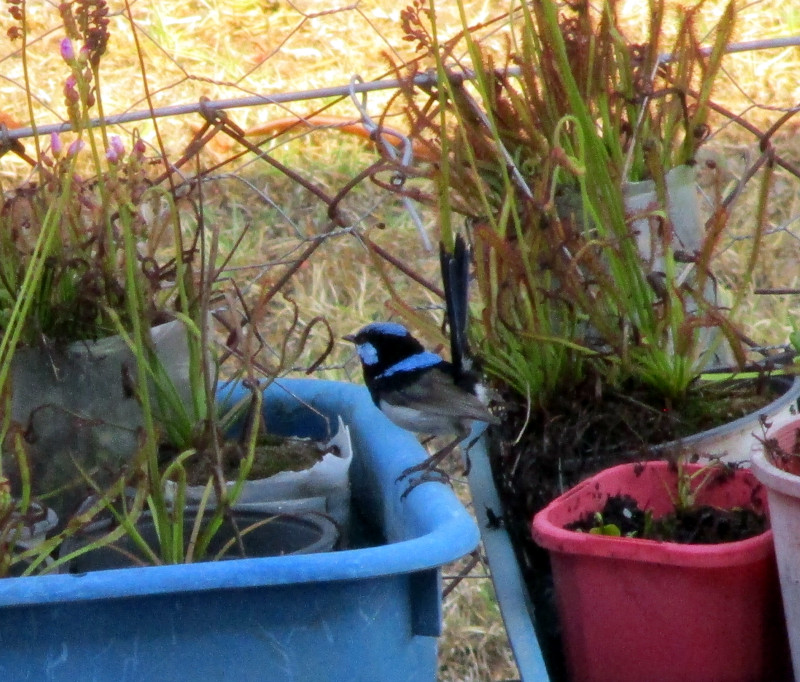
<box><xmin>624</xmin><ymin>165</ymin><xmax>703</xmax><ymax>264</ymax></box>
<box><xmin>654</xmin><ymin>376</ymin><xmax>800</xmax><ymax>464</ymax></box>
<box><xmin>751</xmin><ymin>419</ymin><xmax>800</xmax><ymax>682</ymax></box>
<box><xmin>181</xmin><ymin>417</ymin><xmax>353</xmax><ymax>528</ymax></box>
<box><xmin>561</xmin><ymin>165</ymin><xmax>731</xmax><ymax>368</ymax></box>
<box><xmin>7</xmin><ymin>501</ymin><xmax>59</xmax><ymax>577</ymax></box>
<box><xmin>625</xmin><ymin>164</ymin><xmax>731</xmax><ymax>368</ymax></box>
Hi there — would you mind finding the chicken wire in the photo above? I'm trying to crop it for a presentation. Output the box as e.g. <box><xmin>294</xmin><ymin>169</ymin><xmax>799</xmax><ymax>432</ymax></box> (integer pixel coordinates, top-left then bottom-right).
<box><xmin>0</xmin><ymin>2</ymin><xmax>799</xmax><ymax>365</ymax></box>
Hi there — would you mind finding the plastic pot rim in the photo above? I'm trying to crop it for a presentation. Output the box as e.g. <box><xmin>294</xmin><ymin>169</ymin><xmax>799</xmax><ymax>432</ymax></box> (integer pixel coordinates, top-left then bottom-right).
<box><xmin>531</xmin><ymin>461</ymin><xmax>773</xmax><ymax>568</ymax></box>
<box><xmin>752</xmin><ymin>434</ymin><xmax>800</xmax><ymax>500</ymax></box>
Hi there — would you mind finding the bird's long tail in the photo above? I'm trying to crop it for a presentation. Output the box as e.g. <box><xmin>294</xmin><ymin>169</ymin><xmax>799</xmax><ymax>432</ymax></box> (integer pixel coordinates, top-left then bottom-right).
<box><xmin>440</xmin><ymin>234</ymin><xmax>471</xmax><ymax>375</ymax></box>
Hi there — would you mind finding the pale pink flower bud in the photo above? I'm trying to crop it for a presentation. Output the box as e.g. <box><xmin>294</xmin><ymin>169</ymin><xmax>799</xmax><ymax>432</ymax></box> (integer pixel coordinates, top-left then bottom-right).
<box><xmin>105</xmin><ymin>135</ymin><xmax>125</xmax><ymax>163</ymax></box>
<box><xmin>132</xmin><ymin>138</ymin><xmax>146</xmax><ymax>158</ymax></box>
<box><xmin>64</xmin><ymin>75</ymin><xmax>79</xmax><ymax>103</ymax></box>
<box><xmin>67</xmin><ymin>138</ymin><xmax>85</xmax><ymax>157</ymax></box>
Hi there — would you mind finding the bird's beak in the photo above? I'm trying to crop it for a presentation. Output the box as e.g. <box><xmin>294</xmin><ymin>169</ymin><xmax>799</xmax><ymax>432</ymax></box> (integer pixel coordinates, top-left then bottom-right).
<box><xmin>343</xmin><ymin>333</ymin><xmax>356</xmax><ymax>343</ymax></box>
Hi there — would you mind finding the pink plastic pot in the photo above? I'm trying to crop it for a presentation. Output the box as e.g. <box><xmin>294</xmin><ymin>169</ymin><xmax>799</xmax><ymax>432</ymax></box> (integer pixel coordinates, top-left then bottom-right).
<box><xmin>531</xmin><ymin>462</ymin><xmax>790</xmax><ymax>682</ymax></box>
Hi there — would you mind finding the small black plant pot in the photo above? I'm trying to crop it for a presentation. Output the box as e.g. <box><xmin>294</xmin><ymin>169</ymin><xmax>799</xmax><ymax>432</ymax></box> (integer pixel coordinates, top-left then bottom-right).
<box><xmin>61</xmin><ymin>509</ymin><xmax>339</xmax><ymax>572</ymax></box>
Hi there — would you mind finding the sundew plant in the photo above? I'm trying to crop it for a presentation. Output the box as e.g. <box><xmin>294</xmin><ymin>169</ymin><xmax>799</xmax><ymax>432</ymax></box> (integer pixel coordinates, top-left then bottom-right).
<box><xmin>0</xmin><ymin>0</ymin><xmax>260</xmax><ymax>572</ymax></box>
<box><xmin>389</xmin><ymin>0</ymin><xmax>776</xmax><ymax>411</ymax></box>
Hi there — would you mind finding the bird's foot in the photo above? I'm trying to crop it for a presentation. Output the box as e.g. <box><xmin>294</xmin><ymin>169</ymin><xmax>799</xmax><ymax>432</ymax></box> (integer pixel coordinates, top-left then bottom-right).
<box><xmin>396</xmin><ymin>434</ymin><xmax>464</xmax><ymax>496</ymax></box>
<box><xmin>400</xmin><ymin>467</ymin><xmax>451</xmax><ymax>500</ymax></box>
<box><xmin>396</xmin><ymin>455</ymin><xmax>444</xmax><ymax>482</ymax></box>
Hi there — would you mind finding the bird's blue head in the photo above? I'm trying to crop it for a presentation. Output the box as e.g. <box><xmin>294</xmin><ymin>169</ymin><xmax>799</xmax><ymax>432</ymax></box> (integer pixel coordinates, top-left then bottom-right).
<box><xmin>345</xmin><ymin>322</ymin><xmax>444</xmax><ymax>385</ymax></box>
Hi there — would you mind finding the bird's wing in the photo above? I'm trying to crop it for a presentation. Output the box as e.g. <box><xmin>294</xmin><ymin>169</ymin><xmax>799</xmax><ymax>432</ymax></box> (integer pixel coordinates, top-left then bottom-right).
<box><xmin>389</xmin><ymin>368</ymin><xmax>498</xmax><ymax>423</ymax></box>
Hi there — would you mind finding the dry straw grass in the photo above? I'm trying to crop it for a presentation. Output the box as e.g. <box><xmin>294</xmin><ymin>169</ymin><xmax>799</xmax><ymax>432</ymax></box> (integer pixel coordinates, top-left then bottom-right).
<box><xmin>2</xmin><ymin>1</ymin><xmax>800</xmax><ymax>679</ymax></box>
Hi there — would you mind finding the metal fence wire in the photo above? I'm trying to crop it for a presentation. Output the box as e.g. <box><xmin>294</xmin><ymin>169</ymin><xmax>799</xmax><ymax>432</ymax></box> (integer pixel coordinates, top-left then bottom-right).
<box><xmin>0</xmin><ymin>3</ymin><xmax>799</xmax><ymax>364</ymax></box>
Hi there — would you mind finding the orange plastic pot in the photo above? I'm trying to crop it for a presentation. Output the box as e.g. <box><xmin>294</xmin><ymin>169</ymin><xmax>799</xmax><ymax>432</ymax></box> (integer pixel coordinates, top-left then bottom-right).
<box><xmin>531</xmin><ymin>462</ymin><xmax>790</xmax><ymax>682</ymax></box>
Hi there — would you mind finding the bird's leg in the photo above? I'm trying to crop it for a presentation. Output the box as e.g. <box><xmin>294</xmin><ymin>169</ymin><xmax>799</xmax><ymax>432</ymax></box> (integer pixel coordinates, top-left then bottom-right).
<box><xmin>397</xmin><ymin>436</ymin><xmax>459</xmax><ymax>481</ymax></box>
<box><xmin>406</xmin><ymin>428</ymin><xmax>480</xmax><ymax>479</ymax></box>
<box><xmin>461</xmin><ymin>431</ymin><xmax>482</xmax><ymax>476</ymax></box>
<box><xmin>420</xmin><ymin>435</ymin><xmax>436</xmax><ymax>448</ymax></box>
<box><xmin>398</xmin><ymin>426</ymin><xmax>472</xmax><ymax>498</ymax></box>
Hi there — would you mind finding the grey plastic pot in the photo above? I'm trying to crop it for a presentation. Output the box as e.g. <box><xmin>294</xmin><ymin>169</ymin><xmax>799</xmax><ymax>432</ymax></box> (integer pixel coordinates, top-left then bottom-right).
<box><xmin>9</xmin><ymin>321</ymin><xmax>194</xmax><ymax>519</ymax></box>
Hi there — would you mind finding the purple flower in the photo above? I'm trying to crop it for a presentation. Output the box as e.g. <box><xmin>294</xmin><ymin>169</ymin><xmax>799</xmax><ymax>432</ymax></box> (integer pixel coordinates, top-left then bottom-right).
<box><xmin>105</xmin><ymin>135</ymin><xmax>125</xmax><ymax>163</ymax></box>
<box><xmin>60</xmin><ymin>38</ymin><xmax>75</xmax><ymax>63</ymax></box>
<box><xmin>50</xmin><ymin>132</ymin><xmax>63</xmax><ymax>157</ymax></box>
<box><xmin>67</xmin><ymin>138</ymin><xmax>85</xmax><ymax>157</ymax></box>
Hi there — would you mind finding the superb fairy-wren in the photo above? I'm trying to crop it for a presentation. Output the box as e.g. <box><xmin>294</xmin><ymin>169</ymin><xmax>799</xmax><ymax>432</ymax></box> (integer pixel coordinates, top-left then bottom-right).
<box><xmin>345</xmin><ymin>236</ymin><xmax>497</xmax><ymax>492</ymax></box>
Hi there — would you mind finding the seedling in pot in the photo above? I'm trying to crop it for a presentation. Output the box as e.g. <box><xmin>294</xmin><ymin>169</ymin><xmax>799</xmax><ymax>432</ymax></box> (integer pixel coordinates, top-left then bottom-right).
<box><xmin>568</xmin><ymin>458</ymin><xmax>767</xmax><ymax>544</ymax></box>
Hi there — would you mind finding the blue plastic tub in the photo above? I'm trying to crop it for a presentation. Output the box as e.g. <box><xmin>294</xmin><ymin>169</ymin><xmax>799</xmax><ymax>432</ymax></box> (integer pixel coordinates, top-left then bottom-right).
<box><xmin>0</xmin><ymin>379</ymin><xmax>479</xmax><ymax>682</ymax></box>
